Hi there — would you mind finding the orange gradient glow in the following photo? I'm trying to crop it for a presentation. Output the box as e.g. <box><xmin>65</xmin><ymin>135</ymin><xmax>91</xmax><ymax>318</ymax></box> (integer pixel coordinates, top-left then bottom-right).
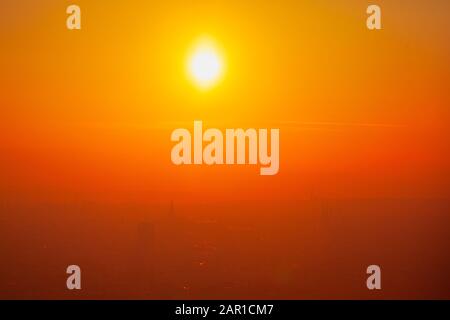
<box><xmin>0</xmin><ymin>0</ymin><xmax>449</xmax><ymax>299</ymax></box>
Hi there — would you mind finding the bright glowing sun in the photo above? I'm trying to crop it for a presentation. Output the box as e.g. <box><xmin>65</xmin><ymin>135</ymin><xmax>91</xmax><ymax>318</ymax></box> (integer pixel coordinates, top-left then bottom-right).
<box><xmin>187</xmin><ymin>38</ymin><xmax>224</xmax><ymax>90</ymax></box>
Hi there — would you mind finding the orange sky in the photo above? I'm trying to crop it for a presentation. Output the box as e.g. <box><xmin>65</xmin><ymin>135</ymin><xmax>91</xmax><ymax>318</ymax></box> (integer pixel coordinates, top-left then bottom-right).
<box><xmin>0</xmin><ymin>0</ymin><xmax>449</xmax><ymax>299</ymax></box>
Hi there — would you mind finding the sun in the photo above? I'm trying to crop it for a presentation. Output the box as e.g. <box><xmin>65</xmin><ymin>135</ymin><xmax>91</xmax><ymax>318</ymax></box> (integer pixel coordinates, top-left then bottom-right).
<box><xmin>187</xmin><ymin>37</ymin><xmax>224</xmax><ymax>90</ymax></box>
